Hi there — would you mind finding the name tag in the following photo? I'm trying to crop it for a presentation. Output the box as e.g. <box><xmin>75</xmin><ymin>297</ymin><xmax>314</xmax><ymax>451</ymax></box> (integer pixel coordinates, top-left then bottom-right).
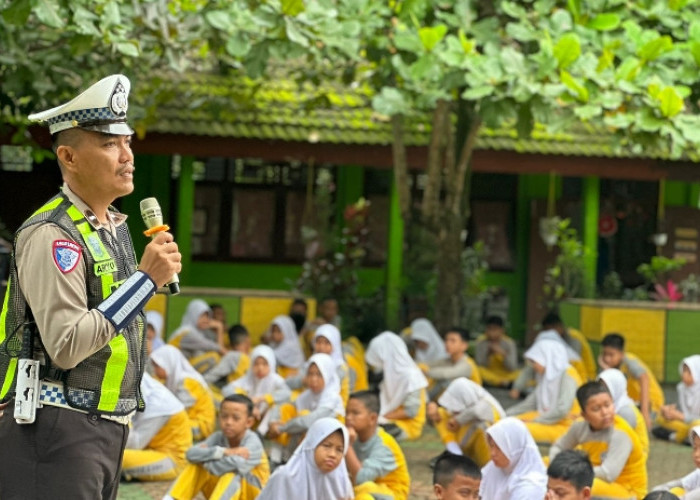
<box><xmin>94</xmin><ymin>259</ymin><xmax>117</xmax><ymax>276</ymax></box>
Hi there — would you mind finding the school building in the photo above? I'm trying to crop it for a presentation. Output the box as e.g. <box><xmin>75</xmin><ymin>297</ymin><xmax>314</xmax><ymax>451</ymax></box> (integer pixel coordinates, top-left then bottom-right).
<box><xmin>2</xmin><ymin>73</ymin><xmax>700</xmax><ymax>381</ymax></box>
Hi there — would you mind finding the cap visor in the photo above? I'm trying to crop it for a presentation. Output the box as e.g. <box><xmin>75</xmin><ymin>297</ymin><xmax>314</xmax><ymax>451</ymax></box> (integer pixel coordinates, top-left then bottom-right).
<box><xmin>80</xmin><ymin>122</ymin><xmax>134</xmax><ymax>135</ymax></box>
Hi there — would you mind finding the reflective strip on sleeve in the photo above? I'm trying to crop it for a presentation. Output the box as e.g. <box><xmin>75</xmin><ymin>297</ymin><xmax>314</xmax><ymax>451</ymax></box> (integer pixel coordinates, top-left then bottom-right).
<box><xmin>97</xmin><ymin>271</ymin><xmax>155</xmax><ymax>332</ymax></box>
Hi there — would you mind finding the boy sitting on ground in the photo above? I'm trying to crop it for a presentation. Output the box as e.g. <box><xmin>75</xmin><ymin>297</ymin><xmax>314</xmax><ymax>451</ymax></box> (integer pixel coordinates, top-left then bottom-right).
<box><xmin>474</xmin><ymin>315</ymin><xmax>520</xmax><ymax>388</ymax></box>
<box><xmin>433</xmin><ymin>451</ymin><xmax>481</xmax><ymax>500</ymax></box>
<box><xmin>420</xmin><ymin>327</ymin><xmax>481</xmax><ymax>400</ymax></box>
<box><xmin>546</xmin><ymin>449</ymin><xmax>594</xmax><ymax>500</ymax></box>
<box><xmin>204</xmin><ymin>325</ymin><xmax>252</xmax><ymax>391</ymax></box>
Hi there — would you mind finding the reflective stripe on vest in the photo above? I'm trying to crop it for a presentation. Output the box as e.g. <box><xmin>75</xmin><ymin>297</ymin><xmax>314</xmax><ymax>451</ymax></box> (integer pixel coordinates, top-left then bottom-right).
<box><xmin>0</xmin><ymin>284</ymin><xmax>15</xmax><ymax>399</ymax></box>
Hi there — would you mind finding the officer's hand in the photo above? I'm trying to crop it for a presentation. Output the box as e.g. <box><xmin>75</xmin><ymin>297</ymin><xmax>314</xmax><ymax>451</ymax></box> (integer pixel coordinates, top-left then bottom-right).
<box><xmin>0</xmin><ymin>401</ymin><xmax>7</xmax><ymax>418</ymax></box>
<box><xmin>138</xmin><ymin>232</ymin><xmax>182</xmax><ymax>288</ymax></box>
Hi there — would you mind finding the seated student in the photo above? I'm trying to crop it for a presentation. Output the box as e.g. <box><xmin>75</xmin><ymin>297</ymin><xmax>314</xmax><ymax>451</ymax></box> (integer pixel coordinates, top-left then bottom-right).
<box><xmin>427</xmin><ymin>377</ymin><xmax>505</xmax><ymax>467</ymax></box>
<box><xmin>122</xmin><ymin>372</ymin><xmax>193</xmax><ymax>482</ymax></box>
<box><xmin>480</xmin><ymin>417</ymin><xmax>548</xmax><ymax>500</ymax></box>
<box><xmin>204</xmin><ymin>325</ymin><xmax>252</xmax><ymax>391</ymax></box>
<box><xmin>550</xmin><ymin>381</ymin><xmax>648</xmax><ymax>499</ymax></box>
<box><xmin>365</xmin><ymin>331</ymin><xmax>429</xmax><ymax>441</ymax></box>
<box><xmin>599</xmin><ymin>332</ymin><xmax>664</xmax><ymax>430</ymax></box>
<box><xmin>420</xmin><ymin>326</ymin><xmax>481</xmax><ymax>400</ymax></box>
<box><xmin>654</xmin><ymin>355</ymin><xmax>700</xmax><ymax>445</ymax></box>
<box><xmin>410</xmin><ymin>318</ymin><xmax>449</xmax><ymax>364</ymax></box>
<box><xmin>146</xmin><ymin>310</ymin><xmax>165</xmax><ymax>353</ymax></box>
<box><xmin>286</xmin><ymin>324</ymin><xmax>351</xmax><ymax>405</ymax></box>
<box><xmin>164</xmin><ymin>394</ymin><xmax>270</xmax><ymax>500</ymax></box>
<box><xmin>506</xmin><ymin>339</ymin><xmax>582</xmax><ymax>444</ymax></box>
<box><xmin>343</xmin><ymin>336</ymin><xmax>370</xmax><ymax>393</ymax></box>
<box><xmin>599</xmin><ymin>368</ymin><xmax>650</xmax><ymax>458</ymax></box>
<box><xmin>651</xmin><ymin>424</ymin><xmax>700</xmax><ymax>499</ymax></box>
<box><xmin>289</xmin><ymin>298</ymin><xmax>313</xmax><ymax>357</ymax></box>
<box><xmin>542</xmin><ymin>312</ymin><xmax>597</xmax><ymax>381</ymax></box>
<box><xmin>221</xmin><ymin>345</ymin><xmax>291</xmax><ymax>435</ymax></box>
<box><xmin>474</xmin><ymin>315</ymin><xmax>520</xmax><ymax>388</ymax></box>
<box><xmin>645</xmin><ymin>493</ymin><xmax>682</xmax><ymax>500</ymax></box>
<box><xmin>344</xmin><ymin>390</ymin><xmax>410</xmax><ymax>500</ymax></box>
<box><xmin>151</xmin><ymin>345</ymin><xmax>217</xmax><ymax>441</ymax></box>
<box><xmin>257</xmin><ymin>417</ymin><xmax>354</xmax><ymax>500</ymax></box>
<box><xmin>168</xmin><ymin>299</ymin><xmax>227</xmax><ymax>374</ymax></box>
<box><xmin>432</xmin><ymin>451</ymin><xmax>481</xmax><ymax>500</ymax></box>
<box><xmin>268</xmin><ymin>353</ymin><xmax>346</xmax><ymax>465</ymax></box>
<box><xmin>546</xmin><ymin>449</ymin><xmax>594</xmax><ymax>500</ymax></box>
<box><xmin>267</xmin><ymin>314</ymin><xmax>306</xmax><ymax>378</ymax></box>
<box><xmin>209</xmin><ymin>303</ymin><xmax>229</xmax><ymax>339</ymax></box>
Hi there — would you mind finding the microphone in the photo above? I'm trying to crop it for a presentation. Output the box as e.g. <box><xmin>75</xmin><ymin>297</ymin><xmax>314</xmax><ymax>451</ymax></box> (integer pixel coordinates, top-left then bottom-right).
<box><xmin>140</xmin><ymin>197</ymin><xmax>180</xmax><ymax>295</ymax></box>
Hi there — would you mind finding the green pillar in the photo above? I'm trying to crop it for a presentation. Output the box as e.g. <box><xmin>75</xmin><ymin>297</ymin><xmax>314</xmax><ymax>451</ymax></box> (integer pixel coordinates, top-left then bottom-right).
<box><xmin>511</xmin><ymin>176</ymin><xmax>531</xmax><ymax>341</ymax></box>
<box><xmin>177</xmin><ymin>156</ymin><xmax>195</xmax><ymax>286</ymax></box>
<box><xmin>582</xmin><ymin>176</ymin><xmax>600</xmax><ymax>298</ymax></box>
<box><xmin>335</xmin><ymin>166</ymin><xmax>364</xmax><ymax>220</ymax></box>
<box><xmin>385</xmin><ymin>179</ymin><xmax>404</xmax><ymax>331</ymax></box>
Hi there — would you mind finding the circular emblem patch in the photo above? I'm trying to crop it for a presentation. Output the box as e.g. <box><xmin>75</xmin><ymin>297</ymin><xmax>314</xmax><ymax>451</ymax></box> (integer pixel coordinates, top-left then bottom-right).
<box><xmin>52</xmin><ymin>240</ymin><xmax>82</xmax><ymax>274</ymax></box>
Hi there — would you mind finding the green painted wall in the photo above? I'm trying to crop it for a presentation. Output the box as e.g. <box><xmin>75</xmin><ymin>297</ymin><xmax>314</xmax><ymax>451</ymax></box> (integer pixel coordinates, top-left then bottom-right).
<box><xmin>666</xmin><ymin>310</ymin><xmax>698</xmax><ymax>383</ymax></box>
<box><xmin>559</xmin><ymin>301</ymin><xmax>580</xmax><ymax>329</ymax></box>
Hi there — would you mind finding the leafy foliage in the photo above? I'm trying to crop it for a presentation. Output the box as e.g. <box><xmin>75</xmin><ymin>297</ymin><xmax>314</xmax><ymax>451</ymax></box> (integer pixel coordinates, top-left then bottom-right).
<box><xmin>542</xmin><ymin>218</ymin><xmax>590</xmax><ymax>309</ymax></box>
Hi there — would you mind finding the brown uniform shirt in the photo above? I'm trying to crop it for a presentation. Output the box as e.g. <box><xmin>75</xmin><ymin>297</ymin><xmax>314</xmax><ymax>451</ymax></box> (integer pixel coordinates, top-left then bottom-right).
<box><xmin>15</xmin><ymin>184</ymin><xmax>125</xmax><ymax>370</ymax></box>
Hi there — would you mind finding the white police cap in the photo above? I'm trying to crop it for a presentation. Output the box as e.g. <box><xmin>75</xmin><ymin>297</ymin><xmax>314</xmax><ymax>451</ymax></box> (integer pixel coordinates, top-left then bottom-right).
<box><xmin>28</xmin><ymin>74</ymin><xmax>134</xmax><ymax>136</ymax></box>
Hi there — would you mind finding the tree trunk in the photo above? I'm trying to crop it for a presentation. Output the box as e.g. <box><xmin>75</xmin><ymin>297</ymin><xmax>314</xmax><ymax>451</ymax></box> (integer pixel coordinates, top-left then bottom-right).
<box><xmin>421</xmin><ymin>100</ymin><xmax>450</xmax><ymax>225</ymax></box>
<box><xmin>391</xmin><ymin>114</ymin><xmax>411</xmax><ymax>222</ymax></box>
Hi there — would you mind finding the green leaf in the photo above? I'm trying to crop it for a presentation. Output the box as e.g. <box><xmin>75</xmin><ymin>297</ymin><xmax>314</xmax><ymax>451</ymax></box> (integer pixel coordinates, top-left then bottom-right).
<box><xmin>501</xmin><ymin>1</ymin><xmax>528</xmax><ymax>18</ymax></box>
<box><xmin>636</xmin><ymin>109</ymin><xmax>665</xmax><ymax>132</ymax></box>
<box><xmin>554</xmin><ymin>33</ymin><xmax>580</xmax><ymax>69</ymax></box>
<box><xmin>418</xmin><ymin>24</ymin><xmax>447</xmax><ymax>52</ymax></box>
<box><xmin>500</xmin><ymin>47</ymin><xmax>525</xmax><ymax>75</ymax></box>
<box><xmin>226</xmin><ymin>34</ymin><xmax>250</xmax><ymax>58</ymax></box>
<box><xmin>462</xmin><ymin>85</ymin><xmax>494</xmax><ymax>100</ymax></box>
<box><xmin>658</xmin><ymin>86</ymin><xmax>684</xmax><ymax>117</ymax></box>
<box><xmin>596</xmin><ymin>48</ymin><xmax>614</xmax><ymax>72</ymax></box>
<box><xmin>205</xmin><ymin>10</ymin><xmax>231</xmax><ymax>31</ymax></box>
<box><xmin>560</xmin><ymin>70</ymin><xmax>589</xmax><ymax>102</ymax></box>
<box><xmin>639</xmin><ymin>36</ymin><xmax>673</xmax><ymax>62</ymax></box>
<box><xmin>102</xmin><ymin>2</ymin><xmax>121</xmax><ymax>27</ymax></box>
<box><xmin>689</xmin><ymin>41</ymin><xmax>700</xmax><ymax>66</ymax></box>
<box><xmin>586</xmin><ymin>13</ymin><xmax>620</xmax><ymax>31</ymax></box>
<box><xmin>281</xmin><ymin>0</ymin><xmax>305</xmax><ymax>16</ymax></box>
<box><xmin>690</xmin><ymin>21</ymin><xmax>700</xmax><ymax>41</ymax></box>
<box><xmin>116</xmin><ymin>42</ymin><xmax>139</xmax><ymax>57</ymax></box>
<box><xmin>371</xmin><ymin>87</ymin><xmax>410</xmax><ymax>116</ymax></box>
<box><xmin>615</xmin><ymin>57</ymin><xmax>641</xmax><ymax>81</ymax></box>
<box><xmin>285</xmin><ymin>18</ymin><xmax>309</xmax><ymax>47</ymax></box>
<box><xmin>567</xmin><ymin>0</ymin><xmax>581</xmax><ymax>23</ymax></box>
<box><xmin>35</xmin><ymin>0</ymin><xmax>64</xmax><ymax>28</ymax></box>
<box><xmin>393</xmin><ymin>27</ymin><xmax>423</xmax><ymax>53</ymax></box>
<box><xmin>1</xmin><ymin>0</ymin><xmax>31</xmax><ymax>25</ymax></box>
<box><xmin>506</xmin><ymin>22</ymin><xmax>537</xmax><ymax>42</ymax></box>
<box><xmin>574</xmin><ymin>104</ymin><xmax>602</xmax><ymax>120</ymax></box>
<box><xmin>458</xmin><ymin>30</ymin><xmax>474</xmax><ymax>54</ymax></box>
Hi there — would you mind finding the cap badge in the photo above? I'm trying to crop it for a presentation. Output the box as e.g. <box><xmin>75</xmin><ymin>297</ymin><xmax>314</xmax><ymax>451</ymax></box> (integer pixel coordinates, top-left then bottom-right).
<box><xmin>110</xmin><ymin>81</ymin><xmax>128</xmax><ymax>117</ymax></box>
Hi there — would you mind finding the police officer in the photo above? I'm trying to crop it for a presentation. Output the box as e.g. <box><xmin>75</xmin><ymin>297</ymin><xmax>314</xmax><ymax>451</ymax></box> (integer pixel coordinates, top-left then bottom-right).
<box><xmin>0</xmin><ymin>75</ymin><xmax>181</xmax><ymax>499</ymax></box>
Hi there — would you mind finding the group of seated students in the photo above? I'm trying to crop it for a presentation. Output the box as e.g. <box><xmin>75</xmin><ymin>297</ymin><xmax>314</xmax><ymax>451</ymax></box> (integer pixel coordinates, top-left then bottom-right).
<box><xmin>126</xmin><ymin>299</ymin><xmax>700</xmax><ymax>499</ymax></box>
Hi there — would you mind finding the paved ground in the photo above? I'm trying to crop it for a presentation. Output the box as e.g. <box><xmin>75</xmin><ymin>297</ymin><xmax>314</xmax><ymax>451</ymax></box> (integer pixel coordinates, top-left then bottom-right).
<box><xmin>117</xmin><ymin>385</ymin><xmax>696</xmax><ymax>499</ymax></box>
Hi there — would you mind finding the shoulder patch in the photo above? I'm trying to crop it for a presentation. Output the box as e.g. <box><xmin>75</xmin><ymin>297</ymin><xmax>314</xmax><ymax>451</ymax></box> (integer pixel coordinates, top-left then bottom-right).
<box><xmin>53</xmin><ymin>240</ymin><xmax>82</xmax><ymax>274</ymax></box>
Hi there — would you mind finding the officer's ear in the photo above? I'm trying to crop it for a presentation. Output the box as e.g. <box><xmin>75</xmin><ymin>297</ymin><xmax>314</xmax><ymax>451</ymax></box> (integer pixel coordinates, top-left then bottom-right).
<box><xmin>56</xmin><ymin>144</ymin><xmax>76</xmax><ymax>173</ymax></box>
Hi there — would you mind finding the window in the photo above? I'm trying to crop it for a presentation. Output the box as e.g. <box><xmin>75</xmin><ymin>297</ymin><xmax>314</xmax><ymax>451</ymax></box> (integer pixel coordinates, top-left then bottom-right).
<box><xmin>192</xmin><ymin>158</ymin><xmax>333</xmax><ymax>262</ymax></box>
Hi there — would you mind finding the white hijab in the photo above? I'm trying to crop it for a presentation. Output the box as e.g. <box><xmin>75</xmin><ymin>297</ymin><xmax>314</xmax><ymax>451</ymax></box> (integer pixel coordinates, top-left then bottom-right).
<box><xmin>314</xmin><ymin>324</ymin><xmax>345</xmax><ymax>368</ymax></box>
<box><xmin>269</xmin><ymin>315</ymin><xmax>306</xmax><ymax>369</ymax></box>
<box><xmin>410</xmin><ymin>318</ymin><xmax>448</xmax><ymax>363</ymax></box>
<box><xmin>438</xmin><ymin>377</ymin><xmax>505</xmax><ymax>420</ymax></box>
<box><xmin>169</xmin><ymin>299</ymin><xmax>212</xmax><ymax>342</ymax></box>
<box><xmin>365</xmin><ymin>331</ymin><xmax>428</xmax><ymax>416</ymax></box>
<box><xmin>679</xmin><ymin>355</ymin><xmax>700</xmax><ymax>417</ymax></box>
<box><xmin>480</xmin><ymin>417</ymin><xmax>547</xmax><ymax>500</ymax></box>
<box><xmin>257</xmin><ymin>417</ymin><xmax>353</xmax><ymax>500</ymax></box>
<box><xmin>150</xmin><ymin>344</ymin><xmax>210</xmax><ymax>394</ymax></box>
<box><xmin>535</xmin><ymin>329</ymin><xmax>581</xmax><ymax>362</ymax></box>
<box><xmin>146</xmin><ymin>310</ymin><xmax>165</xmax><ymax>351</ymax></box>
<box><xmin>295</xmin><ymin>353</ymin><xmax>345</xmax><ymax>417</ymax></box>
<box><xmin>598</xmin><ymin>368</ymin><xmax>635</xmax><ymax>415</ymax></box>
<box><xmin>222</xmin><ymin>344</ymin><xmax>283</xmax><ymax>398</ymax></box>
<box><xmin>524</xmin><ymin>338</ymin><xmax>570</xmax><ymax>413</ymax></box>
<box><xmin>138</xmin><ymin>371</ymin><xmax>184</xmax><ymax>419</ymax></box>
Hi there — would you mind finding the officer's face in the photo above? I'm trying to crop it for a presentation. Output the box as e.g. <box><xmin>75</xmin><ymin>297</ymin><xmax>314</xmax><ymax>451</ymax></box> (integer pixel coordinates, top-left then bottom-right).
<box><xmin>60</xmin><ymin>130</ymin><xmax>134</xmax><ymax>204</ymax></box>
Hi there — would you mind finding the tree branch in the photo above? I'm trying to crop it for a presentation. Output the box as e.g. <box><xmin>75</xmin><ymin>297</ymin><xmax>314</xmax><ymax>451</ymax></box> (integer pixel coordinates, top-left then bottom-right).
<box><xmin>450</xmin><ymin>115</ymin><xmax>482</xmax><ymax>217</ymax></box>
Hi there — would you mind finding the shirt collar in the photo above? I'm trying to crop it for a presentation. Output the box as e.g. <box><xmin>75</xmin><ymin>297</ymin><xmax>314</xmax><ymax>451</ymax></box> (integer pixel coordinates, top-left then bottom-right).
<box><xmin>61</xmin><ymin>183</ymin><xmax>128</xmax><ymax>229</ymax></box>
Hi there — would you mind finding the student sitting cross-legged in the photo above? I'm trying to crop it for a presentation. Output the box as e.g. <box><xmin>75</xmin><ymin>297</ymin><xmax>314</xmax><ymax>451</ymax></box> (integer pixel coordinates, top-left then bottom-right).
<box><xmin>550</xmin><ymin>380</ymin><xmax>648</xmax><ymax>499</ymax></box>
<box><xmin>432</xmin><ymin>452</ymin><xmax>481</xmax><ymax>500</ymax></box>
<box><xmin>164</xmin><ymin>394</ymin><xmax>270</xmax><ymax>500</ymax></box>
<box><xmin>168</xmin><ymin>299</ymin><xmax>227</xmax><ymax>374</ymax></box>
<box><xmin>257</xmin><ymin>417</ymin><xmax>354</xmax><ymax>500</ymax></box>
<box><xmin>365</xmin><ymin>331</ymin><xmax>429</xmax><ymax>441</ymax></box>
<box><xmin>479</xmin><ymin>417</ymin><xmax>548</xmax><ymax>500</ymax></box>
<box><xmin>653</xmin><ymin>355</ymin><xmax>700</xmax><ymax>445</ymax></box>
<box><xmin>427</xmin><ymin>377</ymin><xmax>505</xmax><ymax>468</ymax></box>
<box><xmin>344</xmin><ymin>390</ymin><xmax>410</xmax><ymax>500</ymax></box>
<box><xmin>203</xmin><ymin>324</ymin><xmax>252</xmax><ymax>393</ymax></box>
<box><xmin>122</xmin><ymin>372</ymin><xmax>193</xmax><ymax>482</ymax></box>
<box><xmin>474</xmin><ymin>315</ymin><xmax>521</xmax><ymax>388</ymax></box>
<box><xmin>651</xmin><ymin>424</ymin><xmax>700</xmax><ymax>499</ymax></box>
<box><xmin>545</xmin><ymin>449</ymin><xmax>594</xmax><ymax>500</ymax></box>
<box><xmin>506</xmin><ymin>338</ymin><xmax>582</xmax><ymax>444</ymax></box>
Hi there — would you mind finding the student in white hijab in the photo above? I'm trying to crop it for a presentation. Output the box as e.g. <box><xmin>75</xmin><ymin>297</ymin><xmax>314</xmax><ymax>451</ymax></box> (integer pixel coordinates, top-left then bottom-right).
<box><xmin>480</xmin><ymin>417</ymin><xmax>547</xmax><ymax>500</ymax></box>
<box><xmin>267</xmin><ymin>314</ymin><xmax>306</xmax><ymax>377</ymax></box>
<box><xmin>427</xmin><ymin>377</ymin><xmax>506</xmax><ymax>467</ymax></box>
<box><xmin>654</xmin><ymin>355</ymin><xmax>700</xmax><ymax>444</ymax></box>
<box><xmin>599</xmin><ymin>368</ymin><xmax>649</xmax><ymax>457</ymax></box>
<box><xmin>167</xmin><ymin>299</ymin><xmax>226</xmax><ymax>373</ymax></box>
<box><xmin>146</xmin><ymin>310</ymin><xmax>165</xmax><ymax>352</ymax></box>
<box><xmin>409</xmin><ymin>318</ymin><xmax>448</xmax><ymax>364</ymax></box>
<box><xmin>651</xmin><ymin>424</ymin><xmax>700</xmax><ymax>496</ymax></box>
<box><xmin>506</xmin><ymin>338</ymin><xmax>582</xmax><ymax>444</ymax></box>
<box><xmin>258</xmin><ymin>417</ymin><xmax>353</xmax><ymax>500</ymax></box>
<box><xmin>365</xmin><ymin>331</ymin><xmax>429</xmax><ymax>441</ymax></box>
<box><xmin>151</xmin><ymin>345</ymin><xmax>216</xmax><ymax>441</ymax></box>
<box><xmin>122</xmin><ymin>372</ymin><xmax>192</xmax><ymax>481</ymax></box>
<box><xmin>221</xmin><ymin>345</ymin><xmax>291</xmax><ymax>435</ymax></box>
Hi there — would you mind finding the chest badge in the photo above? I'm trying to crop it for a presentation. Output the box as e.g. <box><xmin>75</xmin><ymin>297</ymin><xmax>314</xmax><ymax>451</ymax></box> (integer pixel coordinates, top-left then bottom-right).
<box><xmin>53</xmin><ymin>240</ymin><xmax>81</xmax><ymax>273</ymax></box>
